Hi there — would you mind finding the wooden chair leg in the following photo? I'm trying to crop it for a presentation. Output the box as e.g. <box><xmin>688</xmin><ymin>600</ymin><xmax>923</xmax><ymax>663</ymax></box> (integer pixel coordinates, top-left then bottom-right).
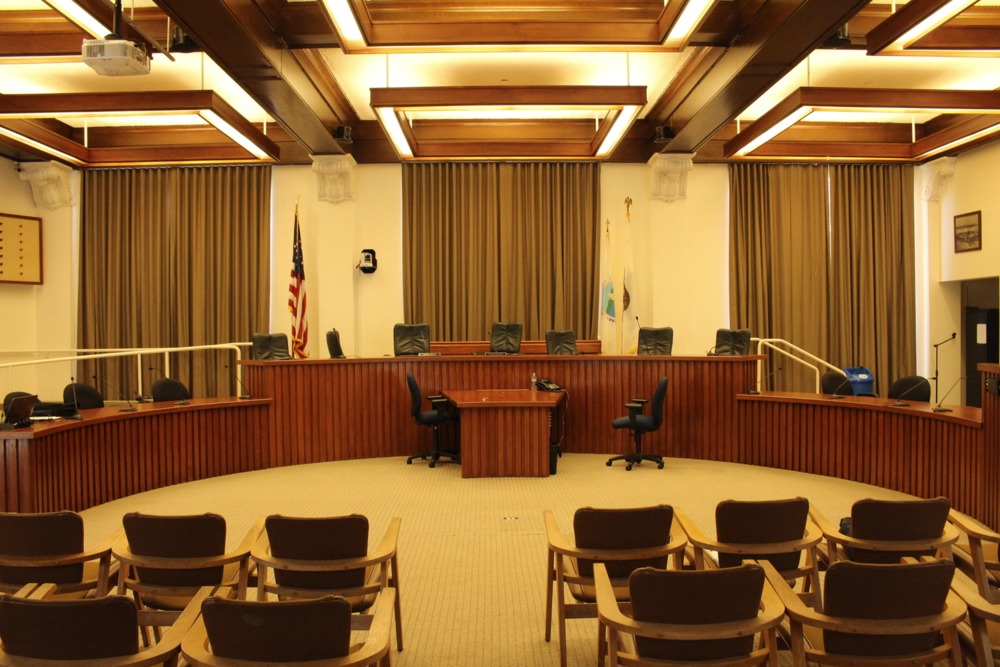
<box><xmin>969</xmin><ymin>615</ymin><xmax>994</xmax><ymax>667</ymax></box>
<box><xmin>391</xmin><ymin>554</ymin><xmax>403</xmax><ymax>652</ymax></box>
<box><xmin>789</xmin><ymin>619</ymin><xmax>806</xmax><ymax>667</ymax></box>
<box><xmin>597</xmin><ymin>620</ymin><xmax>606</xmax><ymax>667</ymax></box>
<box><xmin>608</xmin><ymin>628</ymin><xmax>619</xmax><ymax>667</ymax></box>
<box><xmin>256</xmin><ymin>564</ymin><xmax>268</xmax><ymax>601</ymax></box>
<box><xmin>765</xmin><ymin>627</ymin><xmax>779</xmax><ymax>667</ymax></box>
<box><xmin>545</xmin><ymin>549</ymin><xmax>554</xmax><ymax>641</ymax></box>
<box><xmin>557</xmin><ymin>554</ymin><xmax>567</xmax><ymax>667</ymax></box>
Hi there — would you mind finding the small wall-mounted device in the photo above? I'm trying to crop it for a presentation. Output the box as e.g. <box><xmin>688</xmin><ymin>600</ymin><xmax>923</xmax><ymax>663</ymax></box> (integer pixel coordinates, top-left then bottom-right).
<box><xmin>359</xmin><ymin>249</ymin><xmax>377</xmax><ymax>273</ymax></box>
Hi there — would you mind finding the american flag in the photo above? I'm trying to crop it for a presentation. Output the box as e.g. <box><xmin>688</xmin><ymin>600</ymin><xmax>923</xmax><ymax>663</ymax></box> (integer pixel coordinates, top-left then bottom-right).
<box><xmin>288</xmin><ymin>209</ymin><xmax>308</xmax><ymax>359</ymax></box>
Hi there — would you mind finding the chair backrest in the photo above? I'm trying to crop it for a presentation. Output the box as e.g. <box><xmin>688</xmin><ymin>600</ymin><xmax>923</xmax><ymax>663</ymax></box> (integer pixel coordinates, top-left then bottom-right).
<box><xmin>2</xmin><ymin>392</ymin><xmax>32</xmax><ymax>415</ymax></box>
<box><xmin>629</xmin><ymin>564</ymin><xmax>765</xmax><ymax>662</ymax></box>
<box><xmin>821</xmin><ymin>371</ymin><xmax>854</xmax><ymax>396</ymax></box>
<box><xmin>649</xmin><ymin>377</ymin><xmax>669</xmax><ymax>428</ymax></box>
<box><xmin>63</xmin><ymin>383</ymin><xmax>104</xmax><ymax>410</ymax></box>
<box><xmin>715</xmin><ymin>498</ymin><xmax>810</xmax><ymax>571</ymax></box>
<box><xmin>822</xmin><ymin>560</ymin><xmax>954</xmax><ymax>657</ymax></box>
<box><xmin>393</xmin><ymin>323</ymin><xmax>430</xmax><ymax>356</ymax></box>
<box><xmin>850</xmin><ymin>497</ymin><xmax>951</xmax><ymax>564</ymax></box>
<box><xmin>151</xmin><ymin>378</ymin><xmax>191</xmax><ymax>402</ymax></box>
<box><xmin>201</xmin><ymin>596</ymin><xmax>352</xmax><ymax>662</ymax></box>
<box><xmin>122</xmin><ymin>513</ymin><xmax>228</xmax><ymax>586</ymax></box>
<box><xmin>252</xmin><ymin>333</ymin><xmax>292</xmax><ymax>361</ymax></box>
<box><xmin>573</xmin><ymin>505</ymin><xmax>673</xmax><ymax>578</ymax></box>
<box><xmin>638</xmin><ymin>327</ymin><xmax>673</xmax><ymax>356</ymax></box>
<box><xmin>711</xmin><ymin>328</ymin><xmax>751</xmax><ymax>356</ymax></box>
<box><xmin>326</xmin><ymin>329</ymin><xmax>346</xmax><ymax>359</ymax></box>
<box><xmin>252</xmin><ymin>333</ymin><xmax>271</xmax><ymax>360</ymax></box>
<box><xmin>269</xmin><ymin>333</ymin><xmax>293</xmax><ymax>360</ymax></box>
<box><xmin>490</xmin><ymin>322</ymin><xmax>523</xmax><ymax>353</ymax></box>
<box><xmin>545</xmin><ymin>330</ymin><xmax>577</xmax><ymax>355</ymax></box>
<box><xmin>406</xmin><ymin>372</ymin><xmax>424</xmax><ymax>420</ymax></box>
<box><xmin>888</xmin><ymin>375</ymin><xmax>931</xmax><ymax>402</ymax></box>
<box><xmin>265</xmin><ymin>515</ymin><xmax>369</xmax><ymax>590</ymax></box>
<box><xmin>0</xmin><ymin>594</ymin><xmax>139</xmax><ymax>660</ymax></box>
<box><xmin>0</xmin><ymin>512</ymin><xmax>85</xmax><ymax>586</ymax></box>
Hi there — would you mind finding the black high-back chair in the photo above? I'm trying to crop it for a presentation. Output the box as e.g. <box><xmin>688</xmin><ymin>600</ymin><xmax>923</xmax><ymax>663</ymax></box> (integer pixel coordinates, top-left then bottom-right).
<box><xmin>326</xmin><ymin>329</ymin><xmax>347</xmax><ymax>359</ymax></box>
<box><xmin>252</xmin><ymin>333</ymin><xmax>293</xmax><ymax>361</ymax></box>
<box><xmin>545</xmin><ymin>330</ymin><xmax>577</xmax><ymax>355</ymax></box>
<box><xmin>888</xmin><ymin>375</ymin><xmax>931</xmax><ymax>402</ymax></box>
<box><xmin>63</xmin><ymin>383</ymin><xmax>104</xmax><ymax>410</ymax></box>
<box><xmin>490</xmin><ymin>322</ymin><xmax>522</xmax><ymax>354</ymax></box>
<box><xmin>821</xmin><ymin>371</ymin><xmax>854</xmax><ymax>396</ymax></box>
<box><xmin>708</xmin><ymin>328</ymin><xmax>751</xmax><ymax>356</ymax></box>
<box><xmin>393</xmin><ymin>324</ymin><xmax>430</xmax><ymax>356</ymax></box>
<box><xmin>608</xmin><ymin>377</ymin><xmax>669</xmax><ymax>470</ymax></box>
<box><xmin>638</xmin><ymin>327</ymin><xmax>673</xmax><ymax>356</ymax></box>
<box><xmin>405</xmin><ymin>373</ymin><xmax>459</xmax><ymax>468</ymax></box>
<box><xmin>152</xmin><ymin>378</ymin><xmax>191</xmax><ymax>403</ymax></box>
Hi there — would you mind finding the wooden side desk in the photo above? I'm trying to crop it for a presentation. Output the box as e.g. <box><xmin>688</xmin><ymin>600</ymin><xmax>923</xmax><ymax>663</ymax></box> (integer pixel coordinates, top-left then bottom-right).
<box><xmin>442</xmin><ymin>389</ymin><xmax>565</xmax><ymax>478</ymax></box>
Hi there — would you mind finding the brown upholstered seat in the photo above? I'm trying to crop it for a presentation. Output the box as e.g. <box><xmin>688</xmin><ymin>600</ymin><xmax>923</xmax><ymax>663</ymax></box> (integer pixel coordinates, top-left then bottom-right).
<box><xmin>676</xmin><ymin>498</ymin><xmax>824</xmax><ymax>609</ymax></box>
<box><xmin>595</xmin><ymin>562</ymin><xmax>783</xmax><ymax>667</ymax></box>
<box><xmin>763</xmin><ymin>558</ymin><xmax>966</xmax><ymax>667</ymax></box>
<box><xmin>0</xmin><ymin>511</ymin><xmax>121</xmax><ymax>599</ymax></box>
<box><xmin>543</xmin><ymin>506</ymin><xmax>687</xmax><ymax>667</ymax></box>
<box><xmin>182</xmin><ymin>590</ymin><xmax>396</xmax><ymax>667</ymax></box>
<box><xmin>811</xmin><ymin>497</ymin><xmax>959</xmax><ymax>566</ymax></box>
<box><xmin>251</xmin><ymin>515</ymin><xmax>404</xmax><ymax>653</ymax></box>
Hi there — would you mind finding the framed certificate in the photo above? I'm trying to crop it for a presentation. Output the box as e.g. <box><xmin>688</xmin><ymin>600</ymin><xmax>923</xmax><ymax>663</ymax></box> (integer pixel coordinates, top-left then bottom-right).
<box><xmin>0</xmin><ymin>213</ymin><xmax>43</xmax><ymax>285</ymax></box>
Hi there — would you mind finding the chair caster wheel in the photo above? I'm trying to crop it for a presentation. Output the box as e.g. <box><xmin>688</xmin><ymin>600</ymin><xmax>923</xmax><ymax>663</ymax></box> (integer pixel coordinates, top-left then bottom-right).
<box><xmin>407</xmin><ymin>460</ymin><xmax>412</xmax><ymax>465</ymax></box>
<box><xmin>606</xmin><ymin>461</ymin><xmax>612</xmax><ymax>467</ymax></box>
<box><xmin>657</xmin><ymin>462</ymin><xmax>664</xmax><ymax>469</ymax></box>
<box><xmin>626</xmin><ymin>464</ymin><xmax>633</xmax><ymax>471</ymax></box>
<box><xmin>429</xmin><ymin>462</ymin><xmax>436</xmax><ymax>468</ymax></box>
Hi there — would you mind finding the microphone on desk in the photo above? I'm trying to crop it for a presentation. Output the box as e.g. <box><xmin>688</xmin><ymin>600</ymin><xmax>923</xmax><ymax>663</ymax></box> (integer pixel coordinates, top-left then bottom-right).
<box><xmin>747</xmin><ymin>367</ymin><xmax>783</xmax><ymax>395</ymax></box>
<box><xmin>933</xmin><ymin>376</ymin><xmax>968</xmax><ymax>413</ymax></box>
<box><xmin>887</xmin><ymin>377</ymin><xmax>932</xmax><ymax>408</ymax></box>
<box><xmin>149</xmin><ymin>367</ymin><xmax>189</xmax><ymax>405</ymax></box>
<box><xmin>224</xmin><ymin>365</ymin><xmax>252</xmax><ymax>400</ymax></box>
<box><xmin>93</xmin><ymin>375</ymin><xmax>136</xmax><ymax>412</ymax></box>
<box><xmin>64</xmin><ymin>376</ymin><xmax>83</xmax><ymax>420</ymax></box>
<box><xmin>829</xmin><ymin>375</ymin><xmax>852</xmax><ymax>400</ymax></box>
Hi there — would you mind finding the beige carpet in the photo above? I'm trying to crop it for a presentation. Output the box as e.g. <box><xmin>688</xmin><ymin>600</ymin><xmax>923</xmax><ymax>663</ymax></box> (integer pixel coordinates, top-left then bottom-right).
<box><xmin>80</xmin><ymin>454</ymin><xmax>915</xmax><ymax>667</ymax></box>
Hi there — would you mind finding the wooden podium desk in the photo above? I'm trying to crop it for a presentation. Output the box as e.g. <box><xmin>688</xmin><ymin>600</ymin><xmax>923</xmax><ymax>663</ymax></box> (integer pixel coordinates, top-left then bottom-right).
<box><xmin>442</xmin><ymin>389</ymin><xmax>565</xmax><ymax>478</ymax></box>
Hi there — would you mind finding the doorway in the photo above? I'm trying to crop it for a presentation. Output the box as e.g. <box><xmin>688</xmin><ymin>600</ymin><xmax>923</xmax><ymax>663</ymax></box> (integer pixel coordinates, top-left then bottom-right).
<box><xmin>962</xmin><ymin>278</ymin><xmax>1000</xmax><ymax>408</ymax></box>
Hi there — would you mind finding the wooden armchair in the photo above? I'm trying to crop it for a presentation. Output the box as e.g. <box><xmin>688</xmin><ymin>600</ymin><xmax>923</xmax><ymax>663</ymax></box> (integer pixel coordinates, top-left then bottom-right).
<box><xmin>0</xmin><ymin>582</ymin><xmax>211</xmax><ymax>666</ymax></box>
<box><xmin>761</xmin><ymin>558</ymin><xmax>966</xmax><ymax>667</ymax></box>
<box><xmin>810</xmin><ymin>497</ymin><xmax>958</xmax><ymax>566</ymax></box>
<box><xmin>250</xmin><ymin>515</ymin><xmax>403</xmax><ymax>653</ymax></box>
<box><xmin>595</xmin><ymin>561</ymin><xmax>784</xmax><ymax>667</ymax></box>
<box><xmin>543</xmin><ymin>506</ymin><xmax>687</xmax><ymax>667</ymax></box>
<box><xmin>950</xmin><ymin>569</ymin><xmax>1000</xmax><ymax>666</ymax></box>
<box><xmin>676</xmin><ymin>499</ymin><xmax>823</xmax><ymax>609</ymax></box>
<box><xmin>182</xmin><ymin>589</ymin><xmax>396</xmax><ymax>667</ymax></box>
<box><xmin>949</xmin><ymin>509</ymin><xmax>1000</xmax><ymax>603</ymax></box>
<box><xmin>0</xmin><ymin>511</ymin><xmax>122</xmax><ymax>599</ymax></box>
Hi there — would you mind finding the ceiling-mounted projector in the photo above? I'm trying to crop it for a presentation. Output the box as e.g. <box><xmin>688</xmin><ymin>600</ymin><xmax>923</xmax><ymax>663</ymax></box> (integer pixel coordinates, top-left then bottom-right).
<box><xmin>82</xmin><ymin>39</ymin><xmax>150</xmax><ymax>76</ymax></box>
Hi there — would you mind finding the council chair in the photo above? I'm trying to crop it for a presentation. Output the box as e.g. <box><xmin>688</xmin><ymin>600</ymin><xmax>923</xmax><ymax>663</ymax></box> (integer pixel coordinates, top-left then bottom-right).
<box><xmin>888</xmin><ymin>375</ymin><xmax>931</xmax><ymax>402</ymax></box>
<box><xmin>63</xmin><ymin>382</ymin><xmax>104</xmax><ymax>410</ymax></box>
<box><xmin>392</xmin><ymin>323</ymin><xmax>430</xmax><ymax>356</ymax></box>
<box><xmin>708</xmin><ymin>328</ymin><xmax>751</xmax><ymax>356</ymax></box>
<box><xmin>543</xmin><ymin>505</ymin><xmax>686</xmax><ymax>667</ymax></box>
<box><xmin>490</xmin><ymin>321</ymin><xmax>522</xmax><ymax>353</ymax></box>
<box><xmin>182</xmin><ymin>592</ymin><xmax>396</xmax><ymax>667</ymax></box>
<box><xmin>251</xmin><ymin>332</ymin><xmax>293</xmax><ymax>360</ymax></box>
<box><xmin>0</xmin><ymin>583</ymin><xmax>211</xmax><ymax>666</ymax></box>
<box><xmin>762</xmin><ymin>558</ymin><xmax>965</xmax><ymax>667</ymax></box>
<box><xmin>251</xmin><ymin>514</ymin><xmax>404</xmax><ymax>652</ymax></box>
<box><xmin>545</xmin><ymin>329</ymin><xmax>577</xmax><ymax>355</ymax></box>
<box><xmin>810</xmin><ymin>497</ymin><xmax>959</xmax><ymax>566</ymax></box>
<box><xmin>0</xmin><ymin>511</ymin><xmax>122</xmax><ymax>599</ymax></box>
<box><xmin>676</xmin><ymin>498</ymin><xmax>823</xmax><ymax>609</ymax></box>
<box><xmin>151</xmin><ymin>377</ymin><xmax>191</xmax><ymax>402</ymax></box>
<box><xmin>595</xmin><ymin>562</ymin><xmax>783</xmax><ymax>667</ymax></box>
<box><xmin>327</xmin><ymin>328</ymin><xmax>347</xmax><ymax>359</ymax></box>
<box><xmin>405</xmin><ymin>372</ymin><xmax>459</xmax><ymax>467</ymax></box>
<box><xmin>637</xmin><ymin>327</ymin><xmax>673</xmax><ymax>356</ymax></box>
<box><xmin>608</xmin><ymin>377</ymin><xmax>668</xmax><ymax>470</ymax></box>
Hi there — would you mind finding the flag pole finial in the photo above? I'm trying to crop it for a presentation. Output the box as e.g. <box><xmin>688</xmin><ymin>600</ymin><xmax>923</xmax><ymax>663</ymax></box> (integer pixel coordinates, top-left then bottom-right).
<box><xmin>295</xmin><ymin>195</ymin><xmax>300</xmax><ymax>211</ymax></box>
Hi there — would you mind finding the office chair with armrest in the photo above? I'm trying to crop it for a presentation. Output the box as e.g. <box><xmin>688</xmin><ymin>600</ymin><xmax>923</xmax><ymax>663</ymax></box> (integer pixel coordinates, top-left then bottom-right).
<box><xmin>251</xmin><ymin>333</ymin><xmax>293</xmax><ymax>361</ymax></box>
<box><xmin>151</xmin><ymin>377</ymin><xmax>191</xmax><ymax>402</ymax></box>
<box><xmin>327</xmin><ymin>328</ymin><xmax>347</xmax><ymax>359</ymax></box>
<box><xmin>63</xmin><ymin>383</ymin><xmax>104</xmax><ymax>410</ymax></box>
<box><xmin>545</xmin><ymin>329</ymin><xmax>577</xmax><ymax>355</ymax></box>
<box><xmin>490</xmin><ymin>322</ymin><xmax>523</xmax><ymax>353</ymax></box>
<box><xmin>392</xmin><ymin>323</ymin><xmax>430</xmax><ymax>356</ymax></box>
<box><xmin>608</xmin><ymin>377</ymin><xmax>668</xmax><ymax>470</ymax></box>
<box><xmin>405</xmin><ymin>372</ymin><xmax>459</xmax><ymax>467</ymax></box>
<box><xmin>708</xmin><ymin>328</ymin><xmax>751</xmax><ymax>356</ymax></box>
<box><xmin>638</xmin><ymin>327</ymin><xmax>673</xmax><ymax>356</ymax></box>
<box><xmin>888</xmin><ymin>375</ymin><xmax>931</xmax><ymax>402</ymax></box>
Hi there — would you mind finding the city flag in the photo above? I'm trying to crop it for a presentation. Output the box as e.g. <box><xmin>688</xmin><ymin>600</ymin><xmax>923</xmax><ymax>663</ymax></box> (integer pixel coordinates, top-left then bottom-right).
<box><xmin>598</xmin><ymin>219</ymin><xmax>618</xmax><ymax>354</ymax></box>
<box><xmin>288</xmin><ymin>207</ymin><xmax>309</xmax><ymax>359</ymax></box>
<box><xmin>622</xmin><ymin>197</ymin><xmax>641</xmax><ymax>354</ymax></box>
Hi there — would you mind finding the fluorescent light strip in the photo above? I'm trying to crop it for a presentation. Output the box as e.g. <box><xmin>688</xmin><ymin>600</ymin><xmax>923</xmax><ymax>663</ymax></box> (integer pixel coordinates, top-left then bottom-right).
<box><xmin>596</xmin><ymin>105</ymin><xmax>641</xmax><ymax>157</ymax></box>
<box><xmin>0</xmin><ymin>127</ymin><xmax>85</xmax><ymax>165</ymax></box>
<box><xmin>42</xmin><ymin>0</ymin><xmax>107</xmax><ymax>39</ymax></box>
<box><xmin>887</xmin><ymin>0</ymin><xmax>978</xmax><ymax>52</ymax></box>
<box><xmin>916</xmin><ymin>122</ymin><xmax>1000</xmax><ymax>158</ymax></box>
<box><xmin>377</xmin><ymin>107</ymin><xmax>413</xmax><ymax>158</ymax></box>
<box><xmin>666</xmin><ymin>0</ymin><xmax>716</xmax><ymax>43</ymax></box>
<box><xmin>318</xmin><ymin>0</ymin><xmax>367</xmax><ymax>51</ymax></box>
<box><xmin>199</xmin><ymin>110</ymin><xmax>272</xmax><ymax>159</ymax></box>
<box><xmin>735</xmin><ymin>107</ymin><xmax>813</xmax><ymax>156</ymax></box>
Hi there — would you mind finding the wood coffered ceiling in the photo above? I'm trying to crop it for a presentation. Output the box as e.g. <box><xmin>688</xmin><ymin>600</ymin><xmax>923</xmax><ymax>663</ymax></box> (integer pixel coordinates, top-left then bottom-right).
<box><xmin>1</xmin><ymin>0</ymin><xmax>1000</xmax><ymax>166</ymax></box>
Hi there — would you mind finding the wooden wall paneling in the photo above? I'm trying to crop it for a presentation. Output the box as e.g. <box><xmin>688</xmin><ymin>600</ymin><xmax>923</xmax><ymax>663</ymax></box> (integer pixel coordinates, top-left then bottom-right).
<box><xmin>980</xmin><ymin>364</ymin><xmax>1000</xmax><ymax>528</ymax></box>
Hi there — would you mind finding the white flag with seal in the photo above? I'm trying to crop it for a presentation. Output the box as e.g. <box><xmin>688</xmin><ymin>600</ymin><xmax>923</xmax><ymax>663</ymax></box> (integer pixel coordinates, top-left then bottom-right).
<box><xmin>622</xmin><ymin>197</ymin><xmax>641</xmax><ymax>354</ymax></box>
<box><xmin>598</xmin><ymin>220</ymin><xmax>618</xmax><ymax>354</ymax></box>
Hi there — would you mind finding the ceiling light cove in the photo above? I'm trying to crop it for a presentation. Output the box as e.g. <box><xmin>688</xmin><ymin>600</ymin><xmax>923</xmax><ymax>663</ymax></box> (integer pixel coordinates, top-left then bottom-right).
<box><xmin>867</xmin><ymin>0</ymin><xmax>984</xmax><ymax>56</ymax></box>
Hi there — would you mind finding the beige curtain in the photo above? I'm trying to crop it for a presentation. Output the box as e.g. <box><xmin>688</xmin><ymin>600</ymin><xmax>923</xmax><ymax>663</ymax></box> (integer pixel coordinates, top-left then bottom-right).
<box><xmin>403</xmin><ymin>162</ymin><xmax>599</xmax><ymax>341</ymax></box>
<box><xmin>79</xmin><ymin>166</ymin><xmax>271</xmax><ymax>399</ymax></box>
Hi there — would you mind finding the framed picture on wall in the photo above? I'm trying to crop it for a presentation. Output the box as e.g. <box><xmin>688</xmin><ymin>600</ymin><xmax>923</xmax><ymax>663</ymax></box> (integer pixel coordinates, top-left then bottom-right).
<box><xmin>955</xmin><ymin>211</ymin><xmax>982</xmax><ymax>253</ymax></box>
<box><xmin>0</xmin><ymin>213</ymin><xmax>43</xmax><ymax>284</ymax></box>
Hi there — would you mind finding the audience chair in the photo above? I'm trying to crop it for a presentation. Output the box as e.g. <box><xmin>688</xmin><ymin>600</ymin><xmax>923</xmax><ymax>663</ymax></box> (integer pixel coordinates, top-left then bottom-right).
<box><xmin>182</xmin><ymin>591</ymin><xmax>396</xmax><ymax>667</ymax></box>
<box><xmin>949</xmin><ymin>510</ymin><xmax>1000</xmax><ymax>603</ymax></box>
<box><xmin>545</xmin><ymin>329</ymin><xmax>577</xmax><ymax>355</ymax></box>
<box><xmin>595</xmin><ymin>562</ymin><xmax>783</xmax><ymax>667</ymax></box>
<box><xmin>762</xmin><ymin>557</ymin><xmax>964</xmax><ymax>667</ymax></box>
<box><xmin>251</xmin><ymin>332</ymin><xmax>293</xmax><ymax>360</ymax></box>
<box><xmin>392</xmin><ymin>323</ymin><xmax>430</xmax><ymax>356</ymax></box>
<box><xmin>950</xmin><ymin>569</ymin><xmax>1000</xmax><ymax>667</ymax></box>
<box><xmin>405</xmin><ymin>372</ymin><xmax>459</xmax><ymax>467</ymax></box>
<box><xmin>251</xmin><ymin>514</ymin><xmax>404</xmax><ymax>652</ymax></box>
<box><xmin>0</xmin><ymin>512</ymin><xmax>121</xmax><ymax>599</ymax></box>
<box><xmin>0</xmin><ymin>583</ymin><xmax>211</xmax><ymax>666</ymax></box>
<box><xmin>151</xmin><ymin>377</ymin><xmax>191</xmax><ymax>402</ymax></box>
<box><xmin>608</xmin><ymin>377</ymin><xmax>668</xmax><ymax>470</ymax></box>
<box><xmin>63</xmin><ymin>382</ymin><xmax>104</xmax><ymax>410</ymax></box>
<box><xmin>810</xmin><ymin>497</ymin><xmax>958</xmax><ymax>567</ymax></box>
<box><xmin>888</xmin><ymin>375</ymin><xmax>932</xmax><ymax>402</ymax></box>
<box><xmin>676</xmin><ymin>498</ymin><xmax>823</xmax><ymax>609</ymax></box>
<box><xmin>708</xmin><ymin>328</ymin><xmax>751</xmax><ymax>356</ymax></box>
<box><xmin>543</xmin><ymin>505</ymin><xmax>686</xmax><ymax>667</ymax></box>
<box><xmin>637</xmin><ymin>327</ymin><xmax>673</xmax><ymax>356</ymax></box>
<box><xmin>327</xmin><ymin>328</ymin><xmax>347</xmax><ymax>359</ymax></box>
<box><xmin>490</xmin><ymin>321</ymin><xmax>523</xmax><ymax>353</ymax></box>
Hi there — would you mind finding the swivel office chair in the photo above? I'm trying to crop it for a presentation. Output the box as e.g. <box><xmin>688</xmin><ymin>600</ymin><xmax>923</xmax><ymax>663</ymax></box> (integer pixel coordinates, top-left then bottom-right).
<box><xmin>326</xmin><ymin>329</ymin><xmax>347</xmax><ymax>359</ymax></box>
<box><xmin>638</xmin><ymin>327</ymin><xmax>673</xmax><ymax>356</ymax></box>
<box><xmin>393</xmin><ymin>324</ymin><xmax>430</xmax><ymax>356</ymax></box>
<box><xmin>545</xmin><ymin>330</ymin><xmax>577</xmax><ymax>355</ymax></box>
<box><xmin>491</xmin><ymin>322</ymin><xmax>522</xmax><ymax>354</ymax></box>
<box><xmin>707</xmin><ymin>328</ymin><xmax>751</xmax><ymax>356</ymax></box>
<box><xmin>151</xmin><ymin>377</ymin><xmax>191</xmax><ymax>402</ymax></box>
<box><xmin>405</xmin><ymin>373</ymin><xmax>459</xmax><ymax>467</ymax></box>
<box><xmin>888</xmin><ymin>375</ymin><xmax>931</xmax><ymax>402</ymax></box>
<box><xmin>608</xmin><ymin>377</ymin><xmax>669</xmax><ymax>470</ymax></box>
<box><xmin>63</xmin><ymin>383</ymin><xmax>104</xmax><ymax>410</ymax></box>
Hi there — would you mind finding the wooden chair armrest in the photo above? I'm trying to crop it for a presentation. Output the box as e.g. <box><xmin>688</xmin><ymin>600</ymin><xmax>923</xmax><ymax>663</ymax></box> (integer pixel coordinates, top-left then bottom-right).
<box><xmin>233</xmin><ymin>517</ymin><xmax>267</xmax><ymax>555</ymax></box>
<box><xmin>674</xmin><ymin>511</ymin><xmax>822</xmax><ymax>555</ymax></box>
<box><xmin>544</xmin><ymin>510</ymin><xmax>572</xmax><ymax>554</ymax></box>
<box><xmin>832</xmin><ymin>523</ymin><xmax>960</xmax><ymax>553</ymax></box>
<box><xmin>250</xmin><ymin>521</ymin><xmax>400</xmax><ymax>573</ymax></box>
<box><xmin>544</xmin><ymin>510</ymin><xmax>686</xmax><ymax>560</ymax></box>
<box><xmin>0</xmin><ymin>527</ymin><xmax>126</xmax><ymax>569</ymax></box>
<box><xmin>950</xmin><ymin>509</ymin><xmax>1000</xmax><ymax>543</ymax></box>
<box><xmin>370</xmin><ymin>518</ymin><xmax>402</xmax><ymax>561</ymax></box>
<box><xmin>674</xmin><ymin>508</ymin><xmax>714</xmax><ymax>549</ymax></box>
<box><xmin>759</xmin><ymin>560</ymin><xmax>812</xmax><ymax>618</ymax></box>
<box><xmin>113</xmin><ymin>536</ymin><xmax>253</xmax><ymax>570</ymax></box>
<box><xmin>808</xmin><ymin>507</ymin><xmax>844</xmax><ymax>540</ymax></box>
<box><xmin>952</xmin><ymin>576</ymin><xmax>1000</xmax><ymax>622</ymax></box>
<box><xmin>12</xmin><ymin>583</ymin><xmax>58</xmax><ymax>599</ymax></box>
